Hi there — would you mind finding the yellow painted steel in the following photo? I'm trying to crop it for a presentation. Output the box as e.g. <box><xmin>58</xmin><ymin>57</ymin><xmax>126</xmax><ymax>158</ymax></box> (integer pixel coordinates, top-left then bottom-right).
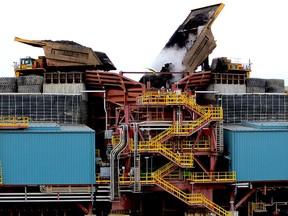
<box><xmin>162</xmin><ymin>139</ymin><xmax>210</xmax><ymax>150</ymax></box>
<box><xmin>111</xmin><ymin>136</ymin><xmax>120</xmax><ymax>146</ymax></box>
<box><xmin>153</xmin><ymin>172</ymin><xmax>233</xmax><ymax>216</ymax></box>
<box><xmin>138</xmin><ymin>139</ymin><xmax>194</xmax><ymax>167</ymax></box>
<box><xmin>95</xmin><ymin>149</ymin><xmax>100</xmax><ymax>157</ymax></box>
<box><xmin>251</xmin><ymin>202</ymin><xmax>266</xmax><ymax>212</ymax></box>
<box><xmin>188</xmin><ymin>171</ymin><xmax>236</xmax><ymax>182</ymax></box>
<box><xmin>137</xmin><ymin>92</ymin><xmax>223</xmax><ymax>120</ymax></box>
<box><xmin>95</xmin><ymin>162</ymin><xmax>234</xmax><ymax>216</ymax></box>
<box><xmin>0</xmin><ymin>116</ymin><xmax>29</xmax><ymax>129</ymax></box>
<box><xmin>184</xmin><ymin>139</ymin><xmax>210</xmax><ymax>150</ymax></box>
<box><xmin>153</xmin><ymin>161</ymin><xmax>176</xmax><ymax>177</ymax></box>
<box><xmin>136</xmin><ymin>91</ymin><xmax>223</xmax><ymax>166</ymax></box>
<box><xmin>133</xmin><ymin>139</ymin><xmax>210</xmax><ymax>152</ymax></box>
<box><xmin>95</xmin><ymin>173</ymin><xmax>110</xmax><ymax>184</ymax></box>
<box><xmin>97</xmin><ymin>92</ymin><xmax>230</xmax><ymax>215</ymax></box>
<box><xmin>112</xmin><ymin>136</ymin><xmax>133</xmax><ymax>147</ymax></box>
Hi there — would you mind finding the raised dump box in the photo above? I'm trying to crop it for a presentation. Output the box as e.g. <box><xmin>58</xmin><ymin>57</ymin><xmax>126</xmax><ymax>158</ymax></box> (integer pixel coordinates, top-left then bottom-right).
<box><xmin>14</xmin><ymin>37</ymin><xmax>116</xmax><ymax>73</ymax></box>
<box><xmin>162</xmin><ymin>3</ymin><xmax>224</xmax><ymax>73</ymax></box>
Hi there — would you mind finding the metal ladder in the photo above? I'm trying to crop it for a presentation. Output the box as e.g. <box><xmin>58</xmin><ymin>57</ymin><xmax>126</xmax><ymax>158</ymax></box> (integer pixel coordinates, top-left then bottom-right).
<box><xmin>215</xmin><ymin>121</ymin><xmax>224</xmax><ymax>153</ymax></box>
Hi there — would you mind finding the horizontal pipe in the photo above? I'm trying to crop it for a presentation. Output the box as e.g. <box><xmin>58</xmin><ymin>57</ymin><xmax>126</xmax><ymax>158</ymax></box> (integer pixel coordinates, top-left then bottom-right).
<box><xmin>0</xmin><ymin>196</ymin><xmax>91</xmax><ymax>199</ymax></box>
<box><xmin>219</xmin><ymin>93</ymin><xmax>286</xmax><ymax>95</ymax></box>
<box><xmin>0</xmin><ymin>93</ymin><xmax>82</xmax><ymax>95</ymax></box>
<box><xmin>195</xmin><ymin>91</ymin><xmax>219</xmax><ymax>94</ymax></box>
<box><xmin>0</xmin><ymin>192</ymin><xmax>91</xmax><ymax>195</ymax></box>
<box><xmin>95</xmin><ymin>196</ymin><xmax>111</xmax><ymax>199</ymax></box>
<box><xmin>0</xmin><ymin>199</ymin><xmax>92</xmax><ymax>202</ymax></box>
<box><xmin>80</xmin><ymin>90</ymin><xmax>106</xmax><ymax>93</ymax></box>
<box><xmin>95</xmin><ymin>199</ymin><xmax>111</xmax><ymax>202</ymax></box>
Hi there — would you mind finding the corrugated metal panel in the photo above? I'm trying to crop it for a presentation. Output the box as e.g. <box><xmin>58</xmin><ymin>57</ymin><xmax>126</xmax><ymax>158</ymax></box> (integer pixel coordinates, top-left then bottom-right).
<box><xmin>0</xmin><ymin>124</ymin><xmax>95</xmax><ymax>185</ymax></box>
<box><xmin>224</xmin><ymin>123</ymin><xmax>288</xmax><ymax>182</ymax></box>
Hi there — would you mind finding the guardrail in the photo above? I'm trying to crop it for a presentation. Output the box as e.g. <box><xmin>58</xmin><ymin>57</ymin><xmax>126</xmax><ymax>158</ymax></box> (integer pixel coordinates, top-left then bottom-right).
<box><xmin>188</xmin><ymin>171</ymin><xmax>236</xmax><ymax>182</ymax></box>
<box><xmin>0</xmin><ymin>116</ymin><xmax>29</xmax><ymax>129</ymax></box>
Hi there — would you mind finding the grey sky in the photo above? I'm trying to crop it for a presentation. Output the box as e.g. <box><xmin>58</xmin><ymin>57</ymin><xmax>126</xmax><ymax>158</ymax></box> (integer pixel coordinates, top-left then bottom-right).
<box><xmin>0</xmin><ymin>0</ymin><xmax>287</xmax><ymax>84</ymax></box>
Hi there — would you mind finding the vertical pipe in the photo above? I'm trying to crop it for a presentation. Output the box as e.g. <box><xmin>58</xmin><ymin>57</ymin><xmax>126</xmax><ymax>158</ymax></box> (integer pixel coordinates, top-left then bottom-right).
<box><xmin>103</xmin><ymin>92</ymin><xmax>107</xmax><ymax>130</ymax></box>
<box><xmin>145</xmin><ymin>156</ymin><xmax>149</xmax><ymax>181</ymax></box>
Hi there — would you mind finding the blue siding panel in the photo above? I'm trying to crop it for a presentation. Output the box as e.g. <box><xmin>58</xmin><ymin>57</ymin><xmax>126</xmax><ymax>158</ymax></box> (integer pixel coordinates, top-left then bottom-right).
<box><xmin>224</xmin><ymin>123</ymin><xmax>288</xmax><ymax>182</ymax></box>
<box><xmin>0</xmin><ymin>124</ymin><xmax>95</xmax><ymax>185</ymax></box>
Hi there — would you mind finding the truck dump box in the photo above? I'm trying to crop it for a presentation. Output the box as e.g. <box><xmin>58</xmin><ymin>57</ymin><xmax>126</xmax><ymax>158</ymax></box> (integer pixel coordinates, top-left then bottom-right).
<box><xmin>14</xmin><ymin>37</ymin><xmax>116</xmax><ymax>71</ymax></box>
<box><xmin>163</xmin><ymin>3</ymin><xmax>224</xmax><ymax>74</ymax></box>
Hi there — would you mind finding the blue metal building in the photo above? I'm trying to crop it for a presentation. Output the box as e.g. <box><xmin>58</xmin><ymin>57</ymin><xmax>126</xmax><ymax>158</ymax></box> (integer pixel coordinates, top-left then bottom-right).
<box><xmin>224</xmin><ymin>122</ymin><xmax>288</xmax><ymax>182</ymax></box>
<box><xmin>0</xmin><ymin>123</ymin><xmax>95</xmax><ymax>185</ymax></box>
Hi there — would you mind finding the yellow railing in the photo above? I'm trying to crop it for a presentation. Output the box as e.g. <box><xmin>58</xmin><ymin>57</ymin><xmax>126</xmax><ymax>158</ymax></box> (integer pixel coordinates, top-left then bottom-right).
<box><xmin>95</xmin><ymin>173</ymin><xmax>110</xmax><ymax>184</ymax></box>
<box><xmin>95</xmin><ymin>164</ymin><xmax>233</xmax><ymax>215</ymax></box>
<box><xmin>153</xmin><ymin>161</ymin><xmax>176</xmax><ymax>176</ymax></box>
<box><xmin>172</xmin><ymin>115</ymin><xmax>211</xmax><ymax>135</ymax></box>
<box><xmin>95</xmin><ymin>149</ymin><xmax>100</xmax><ymax>157</ymax></box>
<box><xmin>188</xmin><ymin>172</ymin><xmax>236</xmax><ymax>182</ymax></box>
<box><xmin>111</xmin><ymin>135</ymin><xmax>120</xmax><ymax>146</ymax></box>
<box><xmin>151</xmin><ymin>163</ymin><xmax>233</xmax><ymax>215</ymax></box>
<box><xmin>161</xmin><ymin>139</ymin><xmax>210</xmax><ymax>151</ymax></box>
<box><xmin>96</xmin><ymin>171</ymin><xmax>236</xmax><ymax>185</ymax></box>
<box><xmin>201</xmin><ymin>194</ymin><xmax>233</xmax><ymax>216</ymax></box>
<box><xmin>153</xmin><ymin>173</ymin><xmax>232</xmax><ymax>216</ymax></box>
<box><xmin>0</xmin><ymin>116</ymin><xmax>29</xmax><ymax>129</ymax></box>
<box><xmin>138</xmin><ymin>92</ymin><xmax>223</xmax><ymax>119</ymax></box>
<box><xmin>160</xmin><ymin>147</ymin><xmax>194</xmax><ymax>167</ymax></box>
<box><xmin>138</xmin><ymin>139</ymin><xmax>194</xmax><ymax>167</ymax></box>
<box><xmin>183</xmin><ymin>139</ymin><xmax>210</xmax><ymax>150</ymax></box>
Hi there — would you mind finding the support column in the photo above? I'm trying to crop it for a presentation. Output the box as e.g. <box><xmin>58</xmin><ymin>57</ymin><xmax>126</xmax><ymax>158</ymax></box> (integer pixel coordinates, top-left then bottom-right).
<box><xmin>110</xmin><ymin>193</ymin><xmax>133</xmax><ymax>216</ymax></box>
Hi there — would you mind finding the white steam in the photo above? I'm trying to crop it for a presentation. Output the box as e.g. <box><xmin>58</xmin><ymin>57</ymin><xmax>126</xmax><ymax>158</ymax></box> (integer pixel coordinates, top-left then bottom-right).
<box><xmin>150</xmin><ymin>25</ymin><xmax>206</xmax><ymax>84</ymax></box>
<box><xmin>151</xmin><ymin>46</ymin><xmax>187</xmax><ymax>72</ymax></box>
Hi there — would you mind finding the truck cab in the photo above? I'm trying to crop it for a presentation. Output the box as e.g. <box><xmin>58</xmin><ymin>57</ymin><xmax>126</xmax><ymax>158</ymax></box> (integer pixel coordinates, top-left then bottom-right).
<box><xmin>15</xmin><ymin>56</ymin><xmax>46</xmax><ymax>77</ymax></box>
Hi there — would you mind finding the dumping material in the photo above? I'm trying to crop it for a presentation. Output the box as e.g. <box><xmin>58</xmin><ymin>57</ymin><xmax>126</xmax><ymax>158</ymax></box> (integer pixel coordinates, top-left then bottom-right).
<box><xmin>159</xmin><ymin>3</ymin><xmax>224</xmax><ymax>73</ymax></box>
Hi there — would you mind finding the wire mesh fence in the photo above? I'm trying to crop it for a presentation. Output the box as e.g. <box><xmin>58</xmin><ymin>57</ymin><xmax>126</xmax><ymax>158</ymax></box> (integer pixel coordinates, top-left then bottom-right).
<box><xmin>0</xmin><ymin>94</ymin><xmax>83</xmax><ymax>124</ymax></box>
<box><xmin>218</xmin><ymin>94</ymin><xmax>288</xmax><ymax>123</ymax></box>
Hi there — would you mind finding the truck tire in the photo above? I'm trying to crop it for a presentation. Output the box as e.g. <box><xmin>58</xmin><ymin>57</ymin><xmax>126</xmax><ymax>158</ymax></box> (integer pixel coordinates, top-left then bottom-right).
<box><xmin>265</xmin><ymin>79</ymin><xmax>285</xmax><ymax>93</ymax></box>
<box><xmin>0</xmin><ymin>84</ymin><xmax>17</xmax><ymax>93</ymax></box>
<box><xmin>17</xmin><ymin>75</ymin><xmax>44</xmax><ymax>85</ymax></box>
<box><xmin>246</xmin><ymin>86</ymin><xmax>265</xmax><ymax>93</ymax></box>
<box><xmin>246</xmin><ymin>78</ymin><xmax>266</xmax><ymax>88</ymax></box>
<box><xmin>0</xmin><ymin>77</ymin><xmax>17</xmax><ymax>85</ymax></box>
<box><xmin>17</xmin><ymin>85</ymin><xmax>42</xmax><ymax>93</ymax></box>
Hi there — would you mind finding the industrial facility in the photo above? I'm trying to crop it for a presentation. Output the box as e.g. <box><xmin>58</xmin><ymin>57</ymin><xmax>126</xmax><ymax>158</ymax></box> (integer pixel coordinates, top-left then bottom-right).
<box><xmin>0</xmin><ymin>3</ymin><xmax>288</xmax><ymax>216</ymax></box>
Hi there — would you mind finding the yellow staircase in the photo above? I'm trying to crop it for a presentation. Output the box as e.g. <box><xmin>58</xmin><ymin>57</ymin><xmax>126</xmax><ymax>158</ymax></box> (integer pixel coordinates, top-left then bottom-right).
<box><xmin>138</xmin><ymin>135</ymin><xmax>194</xmax><ymax>167</ymax></box>
<box><xmin>135</xmin><ymin>92</ymin><xmax>229</xmax><ymax>215</ymax></box>
<box><xmin>137</xmin><ymin>92</ymin><xmax>222</xmax><ymax>167</ymax></box>
<box><xmin>153</xmin><ymin>163</ymin><xmax>233</xmax><ymax>216</ymax></box>
<box><xmin>138</xmin><ymin>91</ymin><xmax>223</xmax><ymax>120</ymax></box>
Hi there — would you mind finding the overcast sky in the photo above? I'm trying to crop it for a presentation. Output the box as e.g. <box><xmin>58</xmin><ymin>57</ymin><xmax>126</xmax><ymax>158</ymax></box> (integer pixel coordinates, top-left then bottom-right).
<box><xmin>0</xmin><ymin>0</ymin><xmax>287</xmax><ymax>84</ymax></box>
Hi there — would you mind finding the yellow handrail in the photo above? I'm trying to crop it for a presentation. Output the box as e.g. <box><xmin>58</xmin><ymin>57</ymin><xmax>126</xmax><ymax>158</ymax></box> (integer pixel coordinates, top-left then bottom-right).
<box><xmin>137</xmin><ymin>92</ymin><xmax>223</xmax><ymax>120</ymax></box>
<box><xmin>153</xmin><ymin>173</ymin><xmax>232</xmax><ymax>216</ymax></box>
<box><xmin>95</xmin><ymin>164</ymin><xmax>234</xmax><ymax>216</ymax></box>
<box><xmin>0</xmin><ymin>116</ymin><xmax>29</xmax><ymax>129</ymax></box>
<box><xmin>188</xmin><ymin>171</ymin><xmax>236</xmax><ymax>182</ymax></box>
<box><xmin>138</xmin><ymin>139</ymin><xmax>194</xmax><ymax>167</ymax></box>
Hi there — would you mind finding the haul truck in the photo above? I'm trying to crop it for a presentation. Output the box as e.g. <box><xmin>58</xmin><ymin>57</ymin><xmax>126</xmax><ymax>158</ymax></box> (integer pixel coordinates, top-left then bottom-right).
<box><xmin>14</xmin><ymin>37</ymin><xmax>116</xmax><ymax>77</ymax></box>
